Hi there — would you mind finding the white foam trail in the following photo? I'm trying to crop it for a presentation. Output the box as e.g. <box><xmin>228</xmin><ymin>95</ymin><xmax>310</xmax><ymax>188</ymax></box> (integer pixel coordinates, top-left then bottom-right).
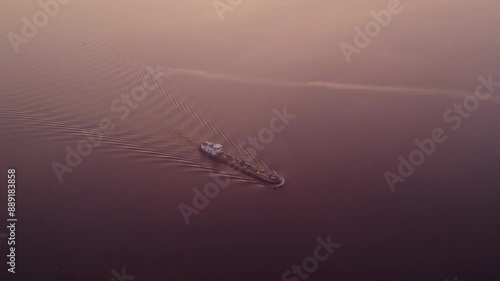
<box><xmin>159</xmin><ymin>67</ymin><xmax>500</xmax><ymax>102</ymax></box>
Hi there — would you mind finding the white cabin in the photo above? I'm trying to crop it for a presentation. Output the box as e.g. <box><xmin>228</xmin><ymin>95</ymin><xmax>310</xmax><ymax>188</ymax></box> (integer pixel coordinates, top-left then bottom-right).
<box><xmin>200</xmin><ymin>141</ymin><xmax>222</xmax><ymax>156</ymax></box>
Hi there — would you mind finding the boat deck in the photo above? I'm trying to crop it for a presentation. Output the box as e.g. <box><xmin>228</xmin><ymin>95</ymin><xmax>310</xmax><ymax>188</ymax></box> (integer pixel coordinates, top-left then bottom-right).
<box><xmin>213</xmin><ymin>151</ymin><xmax>285</xmax><ymax>187</ymax></box>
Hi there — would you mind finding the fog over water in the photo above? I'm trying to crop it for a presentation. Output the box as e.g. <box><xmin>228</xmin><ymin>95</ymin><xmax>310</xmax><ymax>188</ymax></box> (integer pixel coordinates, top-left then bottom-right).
<box><xmin>1</xmin><ymin>0</ymin><xmax>500</xmax><ymax>280</ymax></box>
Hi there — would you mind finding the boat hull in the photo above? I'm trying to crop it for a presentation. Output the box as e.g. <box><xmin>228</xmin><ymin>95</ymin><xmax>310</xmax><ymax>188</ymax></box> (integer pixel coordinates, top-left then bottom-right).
<box><xmin>200</xmin><ymin>149</ymin><xmax>285</xmax><ymax>187</ymax></box>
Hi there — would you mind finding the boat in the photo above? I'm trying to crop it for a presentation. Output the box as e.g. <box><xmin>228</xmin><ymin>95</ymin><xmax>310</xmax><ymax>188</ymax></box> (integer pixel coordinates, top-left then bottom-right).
<box><xmin>200</xmin><ymin>141</ymin><xmax>285</xmax><ymax>187</ymax></box>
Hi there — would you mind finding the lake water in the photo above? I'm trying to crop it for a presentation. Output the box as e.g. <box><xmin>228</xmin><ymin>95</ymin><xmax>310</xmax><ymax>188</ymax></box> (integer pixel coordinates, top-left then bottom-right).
<box><xmin>1</xmin><ymin>1</ymin><xmax>499</xmax><ymax>280</ymax></box>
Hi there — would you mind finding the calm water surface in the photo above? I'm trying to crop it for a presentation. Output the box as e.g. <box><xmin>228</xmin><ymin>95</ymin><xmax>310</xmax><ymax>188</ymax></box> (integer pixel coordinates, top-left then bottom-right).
<box><xmin>1</xmin><ymin>1</ymin><xmax>499</xmax><ymax>280</ymax></box>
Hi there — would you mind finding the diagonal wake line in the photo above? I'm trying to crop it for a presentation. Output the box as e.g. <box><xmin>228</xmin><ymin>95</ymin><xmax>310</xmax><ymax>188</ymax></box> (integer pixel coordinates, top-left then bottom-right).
<box><xmin>160</xmin><ymin>67</ymin><xmax>500</xmax><ymax>102</ymax></box>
